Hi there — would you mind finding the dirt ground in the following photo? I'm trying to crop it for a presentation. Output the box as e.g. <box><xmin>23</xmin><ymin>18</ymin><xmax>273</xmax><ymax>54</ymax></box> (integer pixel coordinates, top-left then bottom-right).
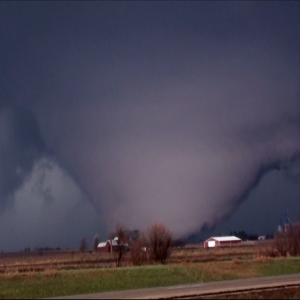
<box><xmin>0</xmin><ymin>240</ymin><xmax>272</xmax><ymax>273</ymax></box>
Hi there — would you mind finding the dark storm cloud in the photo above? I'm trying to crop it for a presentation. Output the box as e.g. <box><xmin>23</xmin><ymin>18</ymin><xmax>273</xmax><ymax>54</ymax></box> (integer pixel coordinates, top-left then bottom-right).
<box><xmin>0</xmin><ymin>106</ymin><xmax>45</xmax><ymax>212</ymax></box>
<box><xmin>0</xmin><ymin>1</ymin><xmax>299</xmax><ymax>249</ymax></box>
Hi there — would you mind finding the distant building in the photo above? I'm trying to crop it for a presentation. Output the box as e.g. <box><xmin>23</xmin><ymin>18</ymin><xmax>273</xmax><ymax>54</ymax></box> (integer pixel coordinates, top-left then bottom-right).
<box><xmin>258</xmin><ymin>236</ymin><xmax>266</xmax><ymax>240</ymax></box>
<box><xmin>97</xmin><ymin>236</ymin><xmax>130</xmax><ymax>253</ymax></box>
<box><xmin>97</xmin><ymin>241</ymin><xmax>111</xmax><ymax>253</ymax></box>
<box><xmin>204</xmin><ymin>236</ymin><xmax>241</xmax><ymax>248</ymax></box>
<box><xmin>97</xmin><ymin>238</ymin><xmax>119</xmax><ymax>253</ymax></box>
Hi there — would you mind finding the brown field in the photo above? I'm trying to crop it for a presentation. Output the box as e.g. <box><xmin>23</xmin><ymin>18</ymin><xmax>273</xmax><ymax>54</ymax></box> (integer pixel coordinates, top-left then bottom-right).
<box><xmin>0</xmin><ymin>240</ymin><xmax>271</xmax><ymax>274</ymax></box>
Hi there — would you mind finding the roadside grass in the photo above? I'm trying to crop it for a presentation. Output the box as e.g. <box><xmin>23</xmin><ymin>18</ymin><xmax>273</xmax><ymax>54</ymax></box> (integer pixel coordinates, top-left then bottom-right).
<box><xmin>0</xmin><ymin>257</ymin><xmax>299</xmax><ymax>299</ymax></box>
<box><xmin>0</xmin><ymin>265</ymin><xmax>199</xmax><ymax>299</ymax></box>
<box><xmin>255</xmin><ymin>257</ymin><xmax>300</xmax><ymax>276</ymax></box>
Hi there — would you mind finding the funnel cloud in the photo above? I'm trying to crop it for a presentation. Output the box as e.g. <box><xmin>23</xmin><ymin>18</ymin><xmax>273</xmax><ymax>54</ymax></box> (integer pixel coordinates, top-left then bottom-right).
<box><xmin>0</xmin><ymin>2</ymin><xmax>299</xmax><ymax>251</ymax></box>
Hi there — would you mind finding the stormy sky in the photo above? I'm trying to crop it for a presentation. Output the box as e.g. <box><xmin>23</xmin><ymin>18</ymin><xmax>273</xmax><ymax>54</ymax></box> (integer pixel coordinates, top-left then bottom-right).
<box><xmin>0</xmin><ymin>1</ymin><xmax>299</xmax><ymax>251</ymax></box>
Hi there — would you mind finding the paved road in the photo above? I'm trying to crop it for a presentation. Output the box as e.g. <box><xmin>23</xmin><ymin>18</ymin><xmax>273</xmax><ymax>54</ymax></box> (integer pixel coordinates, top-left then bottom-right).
<box><xmin>52</xmin><ymin>273</ymin><xmax>300</xmax><ymax>299</ymax></box>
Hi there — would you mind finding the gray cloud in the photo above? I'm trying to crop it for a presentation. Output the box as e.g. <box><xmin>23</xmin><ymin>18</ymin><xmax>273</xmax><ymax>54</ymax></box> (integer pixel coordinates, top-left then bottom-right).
<box><xmin>0</xmin><ymin>106</ymin><xmax>104</xmax><ymax>251</ymax></box>
<box><xmin>0</xmin><ymin>2</ymin><xmax>299</xmax><ymax>249</ymax></box>
<box><xmin>0</xmin><ymin>106</ymin><xmax>45</xmax><ymax>212</ymax></box>
<box><xmin>0</xmin><ymin>156</ymin><xmax>104</xmax><ymax>251</ymax></box>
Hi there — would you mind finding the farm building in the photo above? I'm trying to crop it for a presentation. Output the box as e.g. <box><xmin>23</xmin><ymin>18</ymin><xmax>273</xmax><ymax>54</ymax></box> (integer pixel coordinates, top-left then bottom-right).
<box><xmin>97</xmin><ymin>238</ymin><xmax>119</xmax><ymax>253</ymax></box>
<box><xmin>204</xmin><ymin>236</ymin><xmax>241</xmax><ymax>248</ymax></box>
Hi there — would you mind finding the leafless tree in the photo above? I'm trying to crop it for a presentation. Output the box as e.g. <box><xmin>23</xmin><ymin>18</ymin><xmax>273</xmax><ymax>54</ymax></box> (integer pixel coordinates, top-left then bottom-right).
<box><xmin>79</xmin><ymin>238</ymin><xmax>87</xmax><ymax>252</ymax></box>
<box><xmin>143</xmin><ymin>222</ymin><xmax>172</xmax><ymax>264</ymax></box>
<box><xmin>287</xmin><ymin>222</ymin><xmax>300</xmax><ymax>256</ymax></box>
<box><xmin>126</xmin><ymin>229</ymin><xmax>141</xmax><ymax>242</ymax></box>
<box><xmin>110</xmin><ymin>225</ymin><xmax>129</xmax><ymax>267</ymax></box>
<box><xmin>273</xmin><ymin>222</ymin><xmax>300</xmax><ymax>256</ymax></box>
<box><xmin>109</xmin><ymin>224</ymin><xmax>126</xmax><ymax>240</ymax></box>
<box><xmin>130</xmin><ymin>236</ymin><xmax>148</xmax><ymax>266</ymax></box>
<box><xmin>93</xmin><ymin>234</ymin><xmax>100</xmax><ymax>252</ymax></box>
<box><xmin>274</xmin><ymin>231</ymin><xmax>288</xmax><ymax>256</ymax></box>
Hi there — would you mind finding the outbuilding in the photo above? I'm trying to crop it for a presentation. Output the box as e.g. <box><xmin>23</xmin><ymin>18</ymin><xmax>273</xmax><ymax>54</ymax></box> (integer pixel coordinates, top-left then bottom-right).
<box><xmin>97</xmin><ymin>241</ymin><xmax>111</xmax><ymax>253</ymax></box>
<box><xmin>97</xmin><ymin>238</ymin><xmax>119</xmax><ymax>253</ymax></box>
<box><xmin>204</xmin><ymin>236</ymin><xmax>241</xmax><ymax>248</ymax></box>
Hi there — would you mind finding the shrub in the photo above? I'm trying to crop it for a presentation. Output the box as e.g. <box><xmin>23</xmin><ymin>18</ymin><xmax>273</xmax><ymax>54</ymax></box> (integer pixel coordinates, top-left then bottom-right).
<box><xmin>130</xmin><ymin>238</ymin><xmax>148</xmax><ymax>266</ymax></box>
<box><xmin>273</xmin><ymin>223</ymin><xmax>300</xmax><ymax>257</ymax></box>
<box><xmin>257</xmin><ymin>245</ymin><xmax>279</xmax><ymax>258</ymax></box>
<box><xmin>143</xmin><ymin>222</ymin><xmax>172</xmax><ymax>264</ymax></box>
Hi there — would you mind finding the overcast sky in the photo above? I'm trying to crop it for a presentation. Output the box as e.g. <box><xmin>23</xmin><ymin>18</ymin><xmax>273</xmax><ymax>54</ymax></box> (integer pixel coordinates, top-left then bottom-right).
<box><xmin>0</xmin><ymin>1</ymin><xmax>299</xmax><ymax>251</ymax></box>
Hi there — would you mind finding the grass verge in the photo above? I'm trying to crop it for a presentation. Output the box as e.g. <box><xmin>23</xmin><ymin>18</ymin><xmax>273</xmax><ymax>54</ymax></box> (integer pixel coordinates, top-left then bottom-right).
<box><xmin>0</xmin><ymin>257</ymin><xmax>299</xmax><ymax>299</ymax></box>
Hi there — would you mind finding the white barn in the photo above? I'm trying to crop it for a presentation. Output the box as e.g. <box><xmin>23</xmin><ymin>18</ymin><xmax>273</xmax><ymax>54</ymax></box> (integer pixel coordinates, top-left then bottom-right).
<box><xmin>204</xmin><ymin>236</ymin><xmax>241</xmax><ymax>248</ymax></box>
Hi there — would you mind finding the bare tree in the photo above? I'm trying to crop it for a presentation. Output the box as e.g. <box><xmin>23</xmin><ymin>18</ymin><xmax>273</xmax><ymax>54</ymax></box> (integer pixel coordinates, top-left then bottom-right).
<box><xmin>110</xmin><ymin>225</ymin><xmax>129</xmax><ymax>267</ymax></box>
<box><xmin>126</xmin><ymin>229</ymin><xmax>141</xmax><ymax>242</ymax></box>
<box><xmin>130</xmin><ymin>236</ymin><xmax>148</xmax><ymax>266</ymax></box>
<box><xmin>93</xmin><ymin>234</ymin><xmax>100</xmax><ymax>252</ymax></box>
<box><xmin>273</xmin><ymin>222</ymin><xmax>300</xmax><ymax>256</ymax></box>
<box><xmin>80</xmin><ymin>238</ymin><xmax>87</xmax><ymax>252</ymax></box>
<box><xmin>287</xmin><ymin>223</ymin><xmax>300</xmax><ymax>256</ymax></box>
<box><xmin>143</xmin><ymin>222</ymin><xmax>172</xmax><ymax>264</ymax></box>
<box><xmin>109</xmin><ymin>224</ymin><xmax>126</xmax><ymax>240</ymax></box>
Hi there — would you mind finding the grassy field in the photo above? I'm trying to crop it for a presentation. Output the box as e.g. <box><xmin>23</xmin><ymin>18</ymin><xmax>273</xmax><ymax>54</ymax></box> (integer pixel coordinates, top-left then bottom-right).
<box><xmin>0</xmin><ymin>257</ymin><xmax>299</xmax><ymax>299</ymax></box>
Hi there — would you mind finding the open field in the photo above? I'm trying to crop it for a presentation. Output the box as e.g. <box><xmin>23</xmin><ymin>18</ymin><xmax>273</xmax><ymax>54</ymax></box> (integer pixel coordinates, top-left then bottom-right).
<box><xmin>0</xmin><ymin>258</ymin><xmax>299</xmax><ymax>298</ymax></box>
<box><xmin>0</xmin><ymin>241</ymin><xmax>267</xmax><ymax>273</ymax></box>
<box><xmin>0</xmin><ymin>241</ymin><xmax>300</xmax><ymax>299</ymax></box>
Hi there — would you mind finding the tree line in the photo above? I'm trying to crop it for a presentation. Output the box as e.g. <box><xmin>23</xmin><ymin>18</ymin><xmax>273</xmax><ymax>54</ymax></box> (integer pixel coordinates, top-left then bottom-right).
<box><xmin>81</xmin><ymin>222</ymin><xmax>173</xmax><ymax>267</ymax></box>
<box><xmin>229</xmin><ymin>231</ymin><xmax>274</xmax><ymax>241</ymax></box>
